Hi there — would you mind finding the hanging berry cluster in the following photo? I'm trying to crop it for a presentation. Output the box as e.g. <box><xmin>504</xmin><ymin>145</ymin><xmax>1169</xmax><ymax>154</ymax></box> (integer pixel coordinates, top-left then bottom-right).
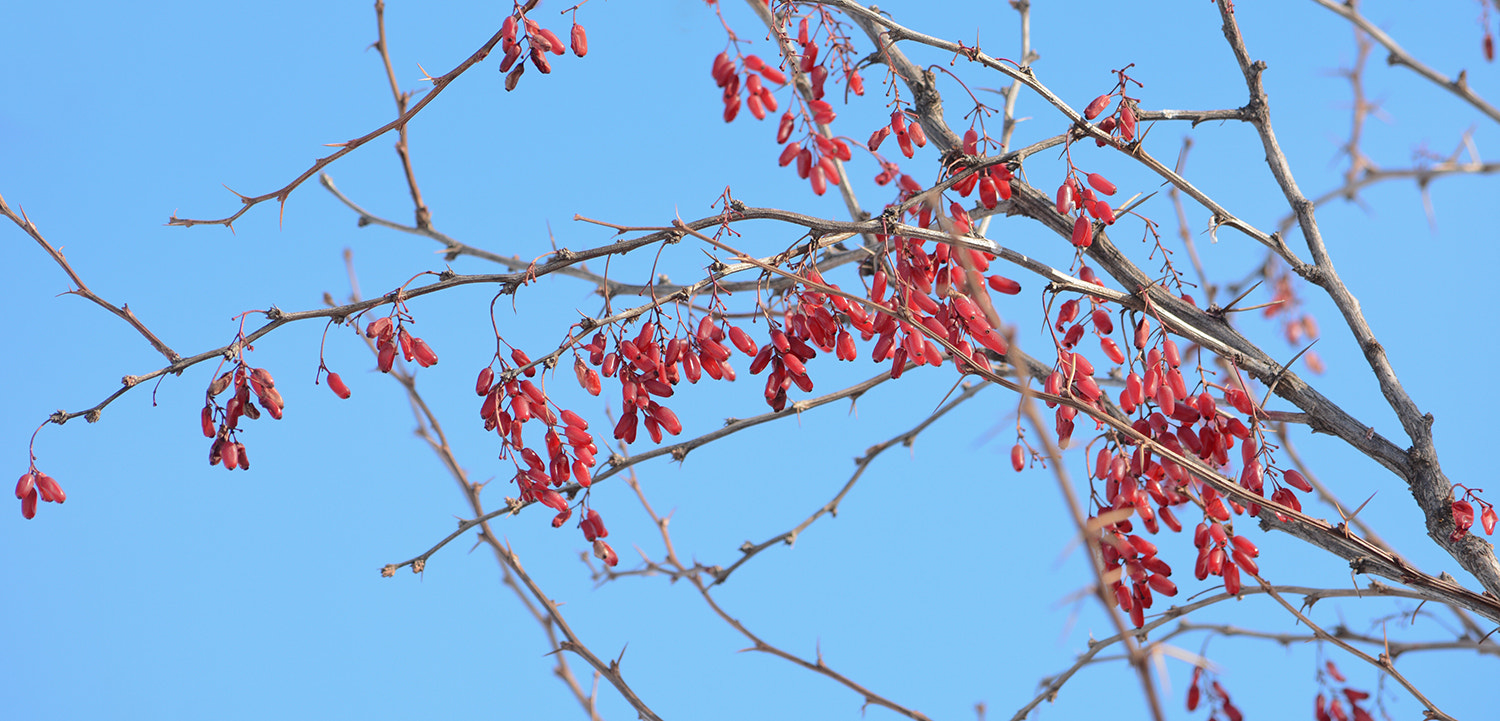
<box><xmin>481</xmin><ymin>345</ymin><xmax>618</xmax><ymax>565</ymax></box>
<box><xmin>753</xmin><ymin>14</ymin><xmax>868</xmax><ymax>196</ymax></box>
<box><xmin>1186</xmin><ymin>666</ymin><xmax>1245</xmax><ymax>721</ymax></box>
<box><xmin>935</xmin><ymin>128</ymin><xmax>1015</xmax><ymax>213</ymax></box>
<box><xmin>15</xmin><ymin>467</ymin><xmax>65</xmax><ymax>519</ymax></box>
<box><xmin>1191</xmin><ymin>519</ymin><xmax>1259</xmax><ymax>596</ymax></box>
<box><xmin>498</xmin><ymin>4</ymin><xmax>588</xmax><ymax>91</ymax></box>
<box><xmin>1449</xmin><ymin>484</ymin><xmax>1498</xmax><ymax>542</ymax></box>
<box><xmin>1102</xmin><ymin>529</ymin><xmax>1177</xmax><ymax>628</ymax></box>
<box><xmin>715</xmin><ymin>52</ymin><xmax>785</xmax><ymax>122</ymax></box>
<box><xmin>201</xmin><ymin>363</ymin><xmax>287</xmax><ymax>471</ymax></box>
<box><xmin>1082</xmin><ymin>64</ymin><xmax>1143</xmax><ymax>145</ymax></box>
<box><xmin>1023</xmin><ymin>267</ymin><xmax>1320</xmax><ymax>623</ymax></box>
<box><xmin>365</xmin><ymin>316</ymin><xmax>439</xmax><ymax>373</ymax></box>
<box><xmin>1314</xmin><ymin>660</ymin><xmax>1376</xmax><ymax>721</ymax></box>
<box><xmin>866</xmin><ymin>109</ymin><xmax>927</xmax><ymax>161</ymax></box>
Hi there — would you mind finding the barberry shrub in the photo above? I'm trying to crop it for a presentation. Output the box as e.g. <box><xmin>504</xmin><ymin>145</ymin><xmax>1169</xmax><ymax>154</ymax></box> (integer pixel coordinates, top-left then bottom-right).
<box><xmin>5</xmin><ymin>1</ymin><xmax>1499</xmax><ymax>720</ymax></box>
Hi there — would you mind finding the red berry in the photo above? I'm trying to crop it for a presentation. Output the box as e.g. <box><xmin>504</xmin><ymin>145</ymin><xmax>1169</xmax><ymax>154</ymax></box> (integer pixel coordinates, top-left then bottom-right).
<box><xmin>378</xmin><ymin>342</ymin><xmax>396</xmax><ymax>373</ymax></box>
<box><xmin>15</xmin><ymin>473</ymin><xmax>35</xmax><ymax>500</ymax></box>
<box><xmin>570</xmin><ymin>23</ymin><xmax>587</xmax><ymax>57</ymax></box>
<box><xmin>1453</xmin><ymin>499</ymin><xmax>1475</xmax><ymax>530</ymax></box>
<box><xmin>1120</xmin><ymin>103</ymin><xmax>1138</xmax><ymax>141</ymax></box>
<box><xmin>962</xmin><ymin>128</ymin><xmax>979</xmax><ymax>154</ymax></box>
<box><xmin>19</xmin><ymin>485</ymin><xmax>40</xmax><ymax>518</ymax></box>
<box><xmin>1056</xmin><ymin>183</ymin><xmax>1075</xmax><ymax>215</ymax></box>
<box><xmin>33</xmin><ymin>470</ymin><xmax>64</xmax><ymax>503</ymax></box>
<box><xmin>397</xmin><ymin>329</ymin><xmax>415</xmax><ymax>361</ymax></box>
<box><xmin>651</xmin><ymin>405</ymin><xmax>682</xmax><ymax>436</ymax></box>
<box><xmin>1086</xmin><ymin>172</ymin><xmax>1117</xmax><ymax>196</ymax></box>
<box><xmin>808</xmin><ymin>99</ymin><xmax>835</xmax><ymax>124</ymax></box>
<box><xmin>890</xmin><ymin>110</ymin><xmax>906</xmax><ymax>134</ymax></box>
<box><xmin>1084</xmin><ymin>94</ymin><xmax>1111</xmax><ymax>120</ymax></box>
<box><xmin>365</xmin><ymin>316</ymin><xmax>392</xmax><ymax>339</ymax></box>
<box><xmin>583</xmin><ymin>509</ymin><xmax>608</xmax><ymax>539</ymax></box>
<box><xmin>1101</xmin><ymin>337</ymin><xmax>1125</xmax><ymax>364</ymax></box>
<box><xmin>757</xmin><ymin>59</ymin><xmax>787</xmax><ymax>85</ymax></box>
<box><xmin>473</xmin><ymin>367</ymin><xmax>494</xmax><ymax>397</ymax></box>
<box><xmin>987</xmin><ymin>274</ymin><xmax>1021</xmax><ymax>295</ymax></box>
<box><xmin>1091</xmin><ymin>308</ymin><xmax>1113</xmax><ymax>334</ymax></box>
<box><xmin>327</xmin><ymin>372</ymin><xmax>351</xmax><ymax>399</ymax></box>
<box><xmin>593</xmin><ymin>539</ymin><xmax>619</xmax><ymax>566</ymax></box>
<box><xmin>1071</xmin><ymin>216</ymin><xmax>1092</xmax><ymax>248</ymax></box>
<box><xmin>747</xmin><ymin>92</ymin><xmax>765</xmax><ymax>120</ymax></box>
<box><xmin>411</xmin><ymin>337</ymin><xmax>439</xmax><ymax>367</ymax></box>
<box><xmin>1223</xmin><ymin>562</ymin><xmax>1241</xmax><ymax>595</ymax></box>
<box><xmin>907</xmin><ymin>120</ymin><xmax>926</xmax><ymax>147</ymax></box>
<box><xmin>1147</xmin><ymin>573</ymin><xmax>1177</xmax><ymax>596</ymax></box>
<box><xmin>537</xmin><ymin>28</ymin><xmax>565</xmax><ymax>56</ymax></box>
<box><xmin>728</xmin><ymin>326</ymin><xmax>758</xmax><ymax>356</ymax></box>
<box><xmin>711</xmin><ymin>51</ymin><xmax>733</xmax><ymax>85</ymax></box>
<box><xmin>895</xmin><ymin>129</ymin><xmax>914</xmax><ymax>158</ymax></box>
<box><xmin>529</xmin><ymin>46</ymin><xmax>552</xmax><ymax>73</ymax></box>
<box><xmin>775</xmin><ymin>112</ymin><xmax>796</xmax><ymax>145</ymax></box>
<box><xmin>978</xmin><ymin>175</ymin><xmax>999</xmax><ymax>209</ymax></box>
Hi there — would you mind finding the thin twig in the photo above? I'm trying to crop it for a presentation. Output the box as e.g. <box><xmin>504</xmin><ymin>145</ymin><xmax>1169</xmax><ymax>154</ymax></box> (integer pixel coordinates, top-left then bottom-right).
<box><xmin>2</xmin><ymin>193</ymin><xmax>180</xmax><ymax>365</ymax></box>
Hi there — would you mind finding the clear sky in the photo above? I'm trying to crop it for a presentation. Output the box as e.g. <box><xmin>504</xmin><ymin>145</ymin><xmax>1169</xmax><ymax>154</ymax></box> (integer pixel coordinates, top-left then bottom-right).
<box><xmin>4</xmin><ymin>1</ymin><xmax>1497</xmax><ymax>719</ymax></box>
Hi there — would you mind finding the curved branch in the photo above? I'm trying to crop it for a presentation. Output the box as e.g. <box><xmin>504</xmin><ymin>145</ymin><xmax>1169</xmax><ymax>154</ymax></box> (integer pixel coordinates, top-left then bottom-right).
<box><xmin>2</xmin><ymin>193</ymin><xmax>180</xmax><ymax>364</ymax></box>
<box><xmin>709</xmin><ymin>379</ymin><xmax>992</xmax><ymax>586</ymax></box>
<box><xmin>167</xmin><ymin>25</ymin><xmax>507</xmax><ymax>228</ymax></box>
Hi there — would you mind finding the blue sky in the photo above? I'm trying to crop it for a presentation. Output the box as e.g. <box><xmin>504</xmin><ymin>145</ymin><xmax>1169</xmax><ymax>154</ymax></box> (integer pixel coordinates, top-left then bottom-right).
<box><xmin>4</xmin><ymin>1</ymin><xmax>1498</xmax><ymax>719</ymax></box>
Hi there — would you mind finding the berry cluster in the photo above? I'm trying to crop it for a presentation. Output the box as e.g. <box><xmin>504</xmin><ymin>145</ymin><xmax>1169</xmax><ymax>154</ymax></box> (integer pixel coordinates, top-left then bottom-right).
<box><xmin>498</xmin><ymin>6</ymin><xmax>587</xmax><ymax>91</ymax></box>
<box><xmin>366</xmin><ymin>316</ymin><xmax>439</xmax><ymax>373</ymax></box>
<box><xmin>1083</xmin><ymin>68</ymin><xmax>1141</xmax><ymax>145</ymax></box>
<box><xmin>747</xmin><ymin>15</ymin><xmax>868</xmax><ymax>196</ymax></box>
<box><xmin>14</xmin><ymin>468</ymin><xmax>65</xmax><ymax>520</ymax></box>
<box><xmin>1449</xmin><ymin>485</ymin><xmax>1498</xmax><ymax>542</ymax></box>
<box><xmin>1315</xmin><ymin>660</ymin><xmax>1375</xmax><ymax>721</ymax></box>
<box><xmin>1186</xmin><ymin>666</ymin><xmax>1244</xmax><ymax>721</ymax></box>
<box><xmin>481</xmin><ymin>346</ymin><xmax>616</xmax><ymax>564</ymax></box>
<box><xmin>1025</xmin><ymin>266</ymin><xmax>1318</xmax><ymax>620</ymax></box>
<box><xmin>201</xmin><ymin>364</ymin><xmax>287</xmax><ymax>471</ymax></box>
<box><xmin>715</xmin><ymin>52</ymin><xmax>785</xmax><ymax>122</ymax></box>
<box><xmin>936</xmin><ymin>128</ymin><xmax>1016</xmax><ymax>212</ymax></box>
<box><xmin>1102</xmin><ymin>529</ymin><xmax>1178</xmax><ymax>628</ymax></box>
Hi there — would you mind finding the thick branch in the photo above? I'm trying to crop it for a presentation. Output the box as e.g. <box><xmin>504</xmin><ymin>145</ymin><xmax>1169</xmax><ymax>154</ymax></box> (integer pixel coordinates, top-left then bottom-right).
<box><xmin>1215</xmin><ymin>0</ymin><xmax>1500</xmax><ymax>599</ymax></box>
